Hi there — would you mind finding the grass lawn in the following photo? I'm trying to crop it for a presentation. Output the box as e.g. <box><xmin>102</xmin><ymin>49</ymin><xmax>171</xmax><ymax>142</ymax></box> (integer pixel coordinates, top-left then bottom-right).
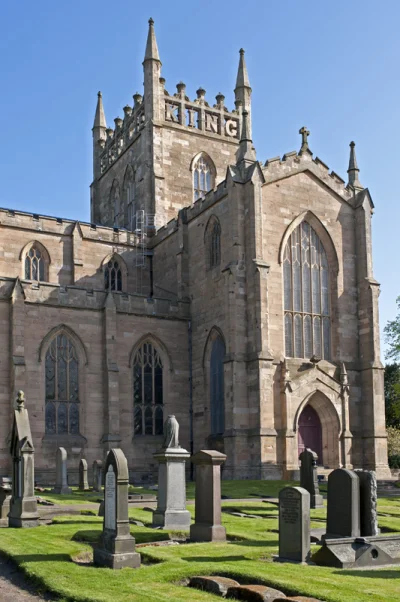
<box><xmin>39</xmin><ymin>480</ymin><xmax>296</xmax><ymax>506</ymax></box>
<box><xmin>3</xmin><ymin>485</ymin><xmax>397</xmax><ymax>601</ymax></box>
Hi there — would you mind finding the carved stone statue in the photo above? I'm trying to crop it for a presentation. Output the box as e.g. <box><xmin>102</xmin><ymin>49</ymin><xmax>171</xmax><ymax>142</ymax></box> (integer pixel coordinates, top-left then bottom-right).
<box><xmin>163</xmin><ymin>415</ymin><xmax>179</xmax><ymax>449</ymax></box>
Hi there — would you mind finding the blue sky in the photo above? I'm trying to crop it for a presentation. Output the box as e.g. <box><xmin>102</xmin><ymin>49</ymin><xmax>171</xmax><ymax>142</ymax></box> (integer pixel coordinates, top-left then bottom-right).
<box><xmin>0</xmin><ymin>1</ymin><xmax>399</xmax><ymax>356</ymax></box>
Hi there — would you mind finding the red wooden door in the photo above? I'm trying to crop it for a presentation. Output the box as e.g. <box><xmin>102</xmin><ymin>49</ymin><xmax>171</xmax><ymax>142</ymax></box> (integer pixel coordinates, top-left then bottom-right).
<box><xmin>298</xmin><ymin>405</ymin><xmax>323</xmax><ymax>463</ymax></box>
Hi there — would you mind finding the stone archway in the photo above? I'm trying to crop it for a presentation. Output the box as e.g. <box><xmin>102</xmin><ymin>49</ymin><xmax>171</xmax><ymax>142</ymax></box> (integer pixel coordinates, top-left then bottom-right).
<box><xmin>296</xmin><ymin>391</ymin><xmax>340</xmax><ymax>468</ymax></box>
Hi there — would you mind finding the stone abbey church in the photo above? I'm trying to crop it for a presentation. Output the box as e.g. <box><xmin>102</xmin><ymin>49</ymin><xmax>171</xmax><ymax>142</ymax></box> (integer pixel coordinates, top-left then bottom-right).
<box><xmin>0</xmin><ymin>19</ymin><xmax>390</xmax><ymax>484</ymax></box>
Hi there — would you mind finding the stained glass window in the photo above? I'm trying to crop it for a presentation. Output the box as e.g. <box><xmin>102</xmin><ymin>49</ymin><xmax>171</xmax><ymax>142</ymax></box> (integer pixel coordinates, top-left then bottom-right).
<box><xmin>133</xmin><ymin>342</ymin><xmax>163</xmax><ymax>436</ymax></box>
<box><xmin>104</xmin><ymin>259</ymin><xmax>122</xmax><ymax>292</ymax></box>
<box><xmin>25</xmin><ymin>246</ymin><xmax>46</xmax><ymax>281</ymax></box>
<box><xmin>210</xmin><ymin>336</ymin><xmax>225</xmax><ymax>435</ymax></box>
<box><xmin>45</xmin><ymin>334</ymin><xmax>79</xmax><ymax>434</ymax></box>
<box><xmin>193</xmin><ymin>155</ymin><xmax>213</xmax><ymax>201</ymax></box>
<box><xmin>283</xmin><ymin>221</ymin><xmax>331</xmax><ymax>359</ymax></box>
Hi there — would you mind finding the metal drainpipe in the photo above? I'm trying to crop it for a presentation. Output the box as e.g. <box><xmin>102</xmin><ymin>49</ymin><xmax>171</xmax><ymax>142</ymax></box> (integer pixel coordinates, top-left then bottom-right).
<box><xmin>188</xmin><ymin>319</ymin><xmax>194</xmax><ymax>480</ymax></box>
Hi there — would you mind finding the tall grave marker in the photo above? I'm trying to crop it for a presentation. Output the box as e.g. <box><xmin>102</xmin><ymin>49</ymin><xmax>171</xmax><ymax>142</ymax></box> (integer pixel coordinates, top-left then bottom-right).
<box><xmin>190</xmin><ymin>450</ymin><xmax>226</xmax><ymax>542</ymax></box>
<box><xmin>8</xmin><ymin>391</ymin><xmax>39</xmax><ymax>528</ymax></box>
<box><xmin>278</xmin><ymin>486</ymin><xmax>310</xmax><ymax>563</ymax></box>
<box><xmin>94</xmin><ymin>448</ymin><xmax>140</xmax><ymax>569</ymax></box>
<box><xmin>153</xmin><ymin>415</ymin><xmax>191</xmax><ymax>530</ymax></box>
<box><xmin>299</xmin><ymin>448</ymin><xmax>323</xmax><ymax>509</ymax></box>
<box><xmin>355</xmin><ymin>469</ymin><xmax>379</xmax><ymax>536</ymax></box>
<box><xmin>326</xmin><ymin>468</ymin><xmax>360</xmax><ymax>538</ymax></box>
<box><xmin>92</xmin><ymin>459</ymin><xmax>103</xmax><ymax>492</ymax></box>
<box><xmin>79</xmin><ymin>459</ymin><xmax>89</xmax><ymax>491</ymax></box>
<box><xmin>53</xmin><ymin>447</ymin><xmax>72</xmax><ymax>494</ymax></box>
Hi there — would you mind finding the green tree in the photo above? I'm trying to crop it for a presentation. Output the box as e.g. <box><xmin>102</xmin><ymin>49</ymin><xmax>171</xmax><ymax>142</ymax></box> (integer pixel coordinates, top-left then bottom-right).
<box><xmin>384</xmin><ymin>363</ymin><xmax>400</xmax><ymax>428</ymax></box>
<box><xmin>384</xmin><ymin>296</ymin><xmax>400</xmax><ymax>361</ymax></box>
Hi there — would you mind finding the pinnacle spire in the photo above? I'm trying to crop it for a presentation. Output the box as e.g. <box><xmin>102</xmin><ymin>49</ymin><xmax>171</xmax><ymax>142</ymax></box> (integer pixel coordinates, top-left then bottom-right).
<box><xmin>235</xmin><ymin>48</ymin><xmax>251</xmax><ymax>91</ymax></box>
<box><xmin>347</xmin><ymin>141</ymin><xmax>363</xmax><ymax>190</ymax></box>
<box><xmin>144</xmin><ymin>17</ymin><xmax>161</xmax><ymax>63</ymax></box>
<box><xmin>236</xmin><ymin>110</ymin><xmax>256</xmax><ymax>167</ymax></box>
<box><xmin>93</xmin><ymin>91</ymin><xmax>106</xmax><ymax>130</ymax></box>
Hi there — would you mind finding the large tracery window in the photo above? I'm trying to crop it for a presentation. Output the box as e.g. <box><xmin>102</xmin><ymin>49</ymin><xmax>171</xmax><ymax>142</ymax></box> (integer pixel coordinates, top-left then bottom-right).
<box><xmin>193</xmin><ymin>154</ymin><xmax>214</xmax><ymax>201</ymax></box>
<box><xmin>283</xmin><ymin>221</ymin><xmax>331</xmax><ymax>360</ymax></box>
<box><xmin>104</xmin><ymin>258</ymin><xmax>122</xmax><ymax>292</ymax></box>
<box><xmin>133</xmin><ymin>342</ymin><xmax>164</xmax><ymax>436</ymax></box>
<box><xmin>24</xmin><ymin>245</ymin><xmax>46</xmax><ymax>281</ymax></box>
<box><xmin>45</xmin><ymin>334</ymin><xmax>80</xmax><ymax>435</ymax></box>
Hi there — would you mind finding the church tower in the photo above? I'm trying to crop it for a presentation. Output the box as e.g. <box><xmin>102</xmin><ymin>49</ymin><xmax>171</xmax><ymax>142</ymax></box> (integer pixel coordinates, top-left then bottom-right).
<box><xmin>90</xmin><ymin>19</ymin><xmax>246</xmax><ymax>231</ymax></box>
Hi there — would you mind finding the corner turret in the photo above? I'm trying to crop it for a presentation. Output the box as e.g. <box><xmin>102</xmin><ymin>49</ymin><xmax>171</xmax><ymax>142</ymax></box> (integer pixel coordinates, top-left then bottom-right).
<box><xmin>92</xmin><ymin>92</ymin><xmax>107</xmax><ymax>181</ymax></box>
<box><xmin>347</xmin><ymin>141</ymin><xmax>363</xmax><ymax>190</ymax></box>
<box><xmin>143</xmin><ymin>18</ymin><xmax>163</xmax><ymax>121</ymax></box>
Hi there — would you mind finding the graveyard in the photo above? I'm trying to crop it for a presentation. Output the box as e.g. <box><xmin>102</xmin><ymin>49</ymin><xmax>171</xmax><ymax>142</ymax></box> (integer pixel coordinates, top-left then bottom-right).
<box><xmin>0</xmin><ymin>406</ymin><xmax>399</xmax><ymax>602</ymax></box>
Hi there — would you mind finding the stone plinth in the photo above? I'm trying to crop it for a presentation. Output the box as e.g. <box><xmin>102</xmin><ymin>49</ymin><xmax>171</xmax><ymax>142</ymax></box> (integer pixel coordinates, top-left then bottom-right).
<box><xmin>326</xmin><ymin>468</ymin><xmax>360</xmax><ymax>538</ymax></box>
<box><xmin>53</xmin><ymin>447</ymin><xmax>72</xmax><ymax>495</ymax></box>
<box><xmin>278</xmin><ymin>486</ymin><xmax>310</xmax><ymax>563</ymax></box>
<box><xmin>190</xmin><ymin>450</ymin><xmax>226</xmax><ymax>542</ymax></box>
<box><xmin>8</xmin><ymin>391</ymin><xmax>39</xmax><ymax>528</ymax></box>
<box><xmin>94</xmin><ymin>448</ymin><xmax>140</xmax><ymax>569</ymax></box>
<box><xmin>299</xmin><ymin>448</ymin><xmax>323</xmax><ymax>509</ymax></box>
<box><xmin>153</xmin><ymin>447</ymin><xmax>191</xmax><ymax>530</ymax></box>
<box><xmin>79</xmin><ymin>459</ymin><xmax>89</xmax><ymax>491</ymax></box>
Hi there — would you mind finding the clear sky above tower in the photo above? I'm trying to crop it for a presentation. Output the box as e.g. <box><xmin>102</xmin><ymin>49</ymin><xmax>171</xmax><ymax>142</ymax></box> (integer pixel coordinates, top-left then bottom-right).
<box><xmin>0</xmin><ymin>0</ymin><xmax>399</xmax><ymax>357</ymax></box>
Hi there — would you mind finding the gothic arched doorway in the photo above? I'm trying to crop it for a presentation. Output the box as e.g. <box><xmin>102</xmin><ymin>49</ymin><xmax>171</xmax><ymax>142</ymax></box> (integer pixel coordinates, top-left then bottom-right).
<box><xmin>298</xmin><ymin>405</ymin><xmax>323</xmax><ymax>463</ymax></box>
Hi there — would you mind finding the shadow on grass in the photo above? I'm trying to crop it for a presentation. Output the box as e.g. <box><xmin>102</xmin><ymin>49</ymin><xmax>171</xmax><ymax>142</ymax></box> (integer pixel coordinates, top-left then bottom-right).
<box><xmin>335</xmin><ymin>569</ymin><xmax>400</xmax><ymax>578</ymax></box>
<box><xmin>13</xmin><ymin>554</ymin><xmax>72</xmax><ymax>564</ymax></box>
<box><xmin>184</xmin><ymin>555</ymin><xmax>248</xmax><ymax>562</ymax></box>
<box><xmin>228</xmin><ymin>539</ymin><xmax>277</xmax><ymax>548</ymax></box>
<box><xmin>72</xmin><ymin>530</ymin><xmax>101</xmax><ymax>544</ymax></box>
<box><xmin>52</xmin><ymin>519</ymin><xmax>100</xmax><ymax>525</ymax></box>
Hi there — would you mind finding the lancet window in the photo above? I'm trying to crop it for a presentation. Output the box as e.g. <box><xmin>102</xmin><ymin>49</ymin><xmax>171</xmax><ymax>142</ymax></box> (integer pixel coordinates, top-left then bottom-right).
<box><xmin>45</xmin><ymin>334</ymin><xmax>80</xmax><ymax>435</ymax></box>
<box><xmin>193</xmin><ymin>154</ymin><xmax>214</xmax><ymax>201</ymax></box>
<box><xmin>210</xmin><ymin>336</ymin><xmax>225</xmax><ymax>435</ymax></box>
<box><xmin>24</xmin><ymin>244</ymin><xmax>47</xmax><ymax>281</ymax></box>
<box><xmin>104</xmin><ymin>258</ymin><xmax>123</xmax><ymax>292</ymax></box>
<box><xmin>283</xmin><ymin>221</ymin><xmax>331</xmax><ymax>360</ymax></box>
<box><xmin>133</xmin><ymin>342</ymin><xmax>164</xmax><ymax>436</ymax></box>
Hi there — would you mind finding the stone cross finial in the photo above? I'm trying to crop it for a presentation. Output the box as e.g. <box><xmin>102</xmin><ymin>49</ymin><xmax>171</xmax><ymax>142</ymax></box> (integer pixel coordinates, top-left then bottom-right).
<box><xmin>299</xmin><ymin>126</ymin><xmax>310</xmax><ymax>153</ymax></box>
<box><xmin>16</xmin><ymin>390</ymin><xmax>25</xmax><ymax>411</ymax></box>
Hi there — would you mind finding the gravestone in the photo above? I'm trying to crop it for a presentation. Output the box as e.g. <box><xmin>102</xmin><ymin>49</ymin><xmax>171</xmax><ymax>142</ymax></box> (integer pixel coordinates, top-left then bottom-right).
<box><xmin>153</xmin><ymin>415</ymin><xmax>191</xmax><ymax>530</ymax></box>
<box><xmin>79</xmin><ymin>459</ymin><xmax>89</xmax><ymax>491</ymax></box>
<box><xmin>190</xmin><ymin>450</ymin><xmax>226</xmax><ymax>542</ymax></box>
<box><xmin>278</xmin><ymin>486</ymin><xmax>310</xmax><ymax>563</ymax></box>
<box><xmin>8</xmin><ymin>391</ymin><xmax>39</xmax><ymax>527</ymax></box>
<box><xmin>299</xmin><ymin>448</ymin><xmax>323</xmax><ymax>509</ymax></box>
<box><xmin>355</xmin><ymin>469</ymin><xmax>379</xmax><ymax>536</ymax></box>
<box><xmin>94</xmin><ymin>448</ymin><xmax>140</xmax><ymax>569</ymax></box>
<box><xmin>53</xmin><ymin>447</ymin><xmax>72</xmax><ymax>494</ymax></box>
<box><xmin>92</xmin><ymin>459</ymin><xmax>103</xmax><ymax>492</ymax></box>
<box><xmin>0</xmin><ymin>477</ymin><xmax>12</xmax><ymax>526</ymax></box>
<box><xmin>326</xmin><ymin>468</ymin><xmax>360</xmax><ymax>538</ymax></box>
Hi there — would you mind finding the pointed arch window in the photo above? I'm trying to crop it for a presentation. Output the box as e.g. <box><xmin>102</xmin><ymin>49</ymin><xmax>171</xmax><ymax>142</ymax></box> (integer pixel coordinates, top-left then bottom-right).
<box><xmin>205</xmin><ymin>216</ymin><xmax>221</xmax><ymax>270</ymax></box>
<box><xmin>133</xmin><ymin>342</ymin><xmax>164</xmax><ymax>436</ymax></box>
<box><xmin>124</xmin><ymin>166</ymin><xmax>136</xmax><ymax>231</ymax></box>
<box><xmin>24</xmin><ymin>244</ymin><xmax>48</xmax><ymax>281</ymax></box>
<box><xmin>210</xmin><ymin>336</ymin><xmax>225</xmax><ymax>435</ymax></box>
<box><xmin>104</xmin><ymin>257</ymin><xmax>123</xmax><ymax>292</ymax></box>
<box><xmin>283</xmin><ymin>221</ymin><xmax>331</xmax><ymax>360</ymax></box>
<box><xmin>193</xmin><ymin>154</ymin><xmax>215</xmax><ymax>201</ymax></box>
<box><xmin>45</xmin><ymin>334</ymin><xmax>80</xmax><ymax>435</ymax></box>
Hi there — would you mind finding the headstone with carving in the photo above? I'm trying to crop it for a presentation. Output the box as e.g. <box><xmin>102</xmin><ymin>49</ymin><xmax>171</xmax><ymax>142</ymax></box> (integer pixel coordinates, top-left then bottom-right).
<box><xmin>8</xmin><ymin>391</ymin><xmax>39</xmax><ymax>527</ymax></box>
<box><xmin>92</xmin><ymin>459</ymin><xmax>103</xmax><ymax>492</ymax></box>
<box><xmin>326</xmin><ymin>468</ymin><xmax>360</xmax><ymax>538</ymax></box>
<box><xmin>153</xmin><ymin>415</ymin><xmax>191</xmax><ymax>530</ymax></box>
<box><xmin>53</xmin><ymin>447</ymin><xmax>72</xmax><ymax>494</ymax></box>
<box><xmin>278</xmin><ymin>486</ymin><xmax>310</xmax><ymax>563</ymax></box>
<box><xmin>299</xmin><ymin>448</ymin><xmax>323</xmax><ymax>509</ymax></box>
<box><xmin>190</xmin><ymin>450</ymin><xmax>226</xmax><ymax>542</ymax></box>
<box><xmin>79</xmin><ymin>459</ymin><xmax>89</xmax><ymax>491</ymax></box>
<box><xmin>0</xmin><ymin>477</ymin><xmax>12</xmax><ymax>526</ymax></box>
<box><xmin>355</xmin><ymin>469</ymin><xmax>379</xmax><ymax>536</ymax></box>
<box><xmin>94</xmin><ymin>448</ymin><xmax>141</xmax><ymax>569</ymax></box>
